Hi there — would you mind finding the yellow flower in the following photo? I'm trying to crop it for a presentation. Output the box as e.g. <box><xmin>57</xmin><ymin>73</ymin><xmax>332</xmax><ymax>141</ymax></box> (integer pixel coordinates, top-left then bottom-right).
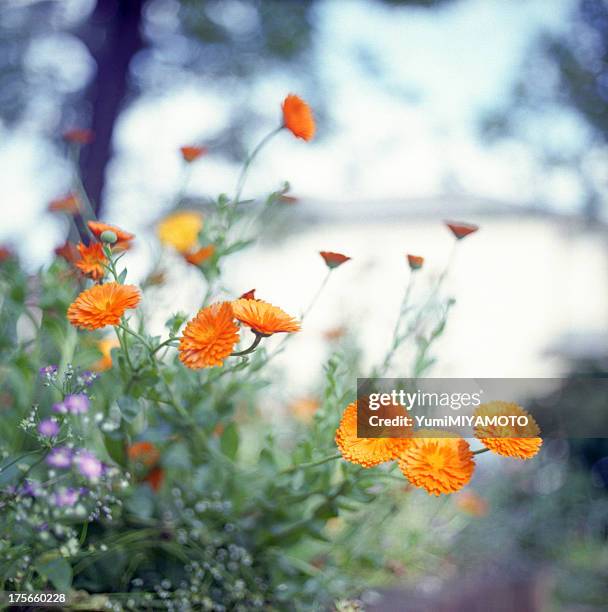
<box><xmin>474</xmin><ymin>401</ymin><xmax>542</xmax><ymax>459</ymax></box>
<box><xmin>157</xmin><ymin>210</ymin><xmax>203</xmax><ymax>254</ymax></box>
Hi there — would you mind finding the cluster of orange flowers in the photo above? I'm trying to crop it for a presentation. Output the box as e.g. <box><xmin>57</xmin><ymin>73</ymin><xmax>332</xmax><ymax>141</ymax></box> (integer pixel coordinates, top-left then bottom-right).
<box><xmin>335</xmin><ymin>400</ymin><xmax>542</xmax><ymax>496</ymax></box>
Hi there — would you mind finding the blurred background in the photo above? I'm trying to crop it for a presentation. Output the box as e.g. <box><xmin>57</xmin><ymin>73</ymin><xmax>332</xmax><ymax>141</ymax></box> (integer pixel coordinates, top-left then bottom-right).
<box><xmin>0</xmin><ymin>2</ymin><xmax>607</xmax><ymax>608</ymax></box>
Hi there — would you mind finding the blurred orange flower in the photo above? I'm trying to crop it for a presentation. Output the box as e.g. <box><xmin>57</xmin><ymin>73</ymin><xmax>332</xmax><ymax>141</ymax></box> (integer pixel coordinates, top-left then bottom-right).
<box><xmin>445</xmin><ymin>221</ymin><xmax>479</xmax><ymax>240</ymax></box>
<box><xmin>68</xmin><ymin>282</ymin><xmax>140</xmax><ymax>330</ymax></box>
<box><xmin>179</xmin><ymin>302</ymin><xmax>240</xmax><ymax>369</ymax></box>
<box><xmin>282</xmin><ymin>94</ymin><xmax>315</xmax><ymax>141</ymax></box>
<box><xmin>145</xmin><ymin>467</ymin><xmax>165</xmax><ymax>492</ymax></box>
<box><xmin>335</xmin><ymin>401</ymin><xmax>411</xmax><ymax>468</ymax></box>
<box><xmin>93</xmin><ymin>337</ymin><xmax>120</xmax><ymax>372</ymax></box>
<box><xmin>290</xmin><ymin>397</ymin><xmax>320</xmax><ymax>423</ymax></box>
<box><xmin>0</xmin><ymin>246</ymin><xmax>12</xmax><ymax>262</ymax></box>
<box><xmin>180</xmin><ymin>145</ymin><xmax>208</xmax><ymax>163</ymax></box>
<box><xmin>398</xmin><ymin>431</ymin><xmax>475</xmax><ymax>496</ymax></box>
<box><xmin>320</xmin><ymin>251</ymin><xmax>351</xmax><ymax>269</ymax></box>
<box><xmin>323</xmin><ymin>326</ymin><xmax>346</xmax><ymax>342</ymax></box>
<box><xmin>88</xmin><ymin>221</ymin><xmax>134</xmax><ymax>250</ymax></box>
<box><xmin>231</xmin><ymin>298</ymin><xmax>300</xmax><ymax>336</ymax></box>
<box><xmin>474</xmin><ymin>401</ymin><xmax>542</xmax><ymax>459</ymax></box>
<box><xmin>278</xmin><ymin>194</ymin><xmax>299</xmax><ymax>204</ymax></box>
<box><xmin>63</xmin><ymin>128</ymin><xmax>94</xmax><ymax>144</ymax></box>
<box><xmin>55</xmin><ymin>241</ymin><xmax>79</xmax><ymax>264</ymax></box>
<box><xmin>49</xmin><ymin>193</ymin><xmax>81</xmax><ymax>214</ymax></box>
<box><xmin>75</xmin><ymin>242</ymin><xmax>108</xmax><ymax>281</ymax></box>
<box><xmin>184</xmin><ymin>244</ymin><xmax>215</xmax><ymax>266</ymax></box>
<box><xmin>157</xmin><ymin>210</ymin><xmax>203</xmax><ymax>254</ymax></box>
<box><xmin>455</xmin><ymin>490</ymin><xmax>488</xmax><ymax>516</ymax></box>
<box><xmin>407</xmin><ymin>254</ymin><xmax>424</xmax><ymax>271</ymax></box>
<box><xmin>128</xmin><ymin>441</ymin><xmax>161</xmax><ymax>468</ymax></box>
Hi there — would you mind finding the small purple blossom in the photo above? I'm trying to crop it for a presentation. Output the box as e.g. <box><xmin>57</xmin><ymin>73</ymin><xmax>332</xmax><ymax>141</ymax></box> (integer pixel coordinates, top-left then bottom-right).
<box><xmin>80</xmin><ymin>370</ymin><xmax>97</xmax><ymax>386</ymax></box>
<box><xmin>39</xmin><ymin>365</ymin><xmax>58</xmax><ymax>377</ymax></box>
<box><xmin>20</xmin><ymin>480</ymin><xmax>43</xmax><ymax>497</ymax></box>
<box><xmin>53</xmin><ymin>487</ymin><xmax>79</xmax><ymax>507</ymax></box>
<box><xmin>38</xmin><ymin>418</ymin><xmax>60</xmax><ymax>437</ymax></box>
<box><xmin>46</xmin><ymin>447</ymin><xmax>72</xmax><ymax>469</ymax></box>
<box><xmin>53</xmin><ymin>393</ymin><xmax>89</xmax><ymax>415</ymax></box>
<box><xmin>74</xmin><ymin>450</ymin><xmax>103</xmax><ymax>480</ymax></box>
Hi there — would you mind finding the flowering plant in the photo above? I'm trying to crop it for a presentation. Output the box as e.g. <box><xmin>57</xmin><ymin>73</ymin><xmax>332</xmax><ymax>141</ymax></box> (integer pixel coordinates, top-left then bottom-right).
<box><xmin>0</xmin><ymin>95</ymin><xmax>540</xmax><ymax>610</ymax></box>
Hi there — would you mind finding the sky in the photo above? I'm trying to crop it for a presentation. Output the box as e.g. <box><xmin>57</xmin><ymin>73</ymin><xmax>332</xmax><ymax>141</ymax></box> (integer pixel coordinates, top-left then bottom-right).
<box><xmin>0</xmin><ymin>0</ymin><xmax>580</xmax><ymax>268</ymax></box>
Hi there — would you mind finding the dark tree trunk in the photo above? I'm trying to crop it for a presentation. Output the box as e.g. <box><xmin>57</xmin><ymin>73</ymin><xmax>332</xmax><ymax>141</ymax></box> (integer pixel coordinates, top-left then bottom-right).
<box><xmin>80</xmin><ymin>0</ymin><xmax>145</xmax><ymax>216</ymax></box>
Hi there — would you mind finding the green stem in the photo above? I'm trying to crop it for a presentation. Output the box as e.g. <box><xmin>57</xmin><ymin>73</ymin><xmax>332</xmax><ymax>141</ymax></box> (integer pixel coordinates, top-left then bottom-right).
<box><xmin>280</xmin><ymin>452</ymin><xmax>342</xmax><ymax>475</ymax></box>
<box><xmin>230</xmin><ymin>333</ymin><xmax>263</xmax><ymax>357</ymax></box>
<box><xmin>473</xmin><ymin>447</ymin><xmax>490</xmax><ymax>455</ymax></box>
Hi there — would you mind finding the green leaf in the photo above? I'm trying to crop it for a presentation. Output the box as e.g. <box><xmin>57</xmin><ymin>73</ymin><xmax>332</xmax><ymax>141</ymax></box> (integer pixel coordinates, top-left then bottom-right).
<box><xmin>116</xmin><ymin>396</ymin><xmax>142</xmax><ymax>423</ymax></box>
<box><xmin>103</xmin><ymin>431</ymin><xmax>128</xmax><ymax>466</ymax></box>
<box><xmin>221</xmin><ymin>239</ymin><xmax>256</xmax><ymax>256</ymax></box>
<box><xmin>220</xmin><ymin>422</ymin><xmax>239</xmax><ymax>460</ymax></box>
<box><xmin>35</xmin><ymin>555</ymin><xmax>73</xmax><ymax>591</ymax></box>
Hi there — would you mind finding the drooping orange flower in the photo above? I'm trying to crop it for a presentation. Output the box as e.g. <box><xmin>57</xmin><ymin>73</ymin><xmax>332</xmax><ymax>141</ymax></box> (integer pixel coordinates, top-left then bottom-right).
<box><xmin>398</xmin><ymin>431</ymin><xmax>475</xmax><ymax>496</ymax></box>
<box><xmin>184</xmin><ymin>244</ymin><xmax>215</xmax><ymax>266</ymax></box>
<box><xmin>128</xmin><ymin>441</ymin><xmax>161</xmax><ymax>468</ymax></box>
<box><xmin>290</xmin><ymin>397</ymin><xmax>320</xmax><ymax>423</ymax></box>
<box><xmin>180</xmin><ymin>145</ymin><xmax>208</xmax><ymax>163</ymax></box>
<box><xmin>75</xmin><ymin>242</ymin><xmax>108</xmax><ymax>281</ymax></box>
<box><xmin>231</xmin><ymin>298</ymin><xmax>300</xmax><ymax>336</ymax></box>
<box><xmin>93</xmin><ymin>337</ymin><xmax>120</xmax><ymax>372</ymax></box>
<box><xmin>474</xmin><ymin>401</ymin><xmax>542</xmax><ymax>459</ymax></box>
<box><xmin>282</xmin><ymin>94</ymin><xmax>315</xmax><ymax>141</ymax></box>
<box><xmin>320</xmin><ymin>251</ymin><xmax>351</xmax><ymax>269</ymax></box>
<box><xmin>445</xmin><ymin>221</ymin><xmax>479</xmax><ymax>240</ymax></box>
<box><xmin>240</xmin><ymin>289</ymin><xmax>257</xmax><ymax>300</ymax></box>
<box><xmin>455</xmin><ymin>490</ymin><xmax>489</xmax><ymax>516</ymax></box>
<box><xmin>335</xmin><ymin>401</ymin><xmax>411</xmax><ymax>468</ymax></box>
<box><xmin>67</xmin><ymin>282</ymin><xmax>140</xmax><ymax>330</ymax></box>
<box><xmin>145</xmin><ymin>467</ymin><xmax>165</xmax><ymax>492</ymax></box>
<box><xmin>55</xmin><ymin>241</ymin><xmax>79</xmax><ymax>264</ymax></box>
<box><xmin>179</xmin><ymin>302</ymin><xmax>240</xmax><ymax>369</ymax></box>
<box><xmin>407</xmin><ymin>254</ymin><xmax>424</xmax><ymax>271</ymax></box>
<box><xmin>63</xmin><ymin>128</ymin><xmax>94</xmax><ymax>145</ymax></box>
<box><xmin>88</xmin><ymin>221</ymin><xmax>135</xmax><ymax>251</ymax></box>
<box><xmin>48</xmin><ymin>193</ymin><xmax>81</xmax><ymax>214</ymax></box>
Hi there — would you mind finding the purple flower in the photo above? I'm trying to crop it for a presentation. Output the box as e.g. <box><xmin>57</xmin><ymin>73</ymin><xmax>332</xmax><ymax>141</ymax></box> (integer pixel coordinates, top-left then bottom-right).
<box><xmin>80</xmin><ymin>370</ymin><xmax>96</xmax><ymax>386</ymax></box>
<box><xmin>39</xmin><ymin>365</ymin><xmax>58</xmax><ymax>377</ymax></box>
<box><xmin>20</xmin><ymin>480</ymin><xmax>43</xmax><ymax>497</ymax></box>
<box><xmin>53</xmin><ymin>394</ymin><xmax>89</xmax><ymax>415</ymax></box>
<box><xmin>38</xmin><ymin>418</ymin><xmax>60</xmax><ymax>437</ymax></box>
<box><xmin>74</xmin><ymin>450</ymin><xmax>103</xmax><ymax>480</ymax></box>
<box><xmin>53</xmin><ymin>487</ymin><xmax>79</xmax><ymax>507</ymax></box>
<box><xmin>46</xmin><ymin>447</ymin><xmax>72</xmax><ymax>469</ymax></box>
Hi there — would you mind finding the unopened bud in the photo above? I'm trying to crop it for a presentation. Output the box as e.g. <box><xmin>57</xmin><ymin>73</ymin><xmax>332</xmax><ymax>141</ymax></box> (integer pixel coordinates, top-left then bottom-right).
<box><xmin>100</xmin><ymin>230</ymin><xmax>117</xmax><ymax>244</ymax></box>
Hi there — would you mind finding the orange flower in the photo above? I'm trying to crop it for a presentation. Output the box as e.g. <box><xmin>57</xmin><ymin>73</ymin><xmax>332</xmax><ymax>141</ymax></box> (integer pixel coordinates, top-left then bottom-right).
<box><xmin>63</xmin><ymin>128</ymin><xmax>94</xmax><ymax>144</ymax></box>
<box><xmin>88</xmin><ymin>221</ymin><xmax>135</xmax><ymax>251</ymax></box>
<box><xmin>474</xmin><ymin>401</ymin><xmax>542</xmax><ymax>459</ymax></box>
<box><xmin>320</xmin><ymin>251</ymin><xmax>351</xmax><ymax>269</ymax></box>
<box><xmin>290</xmin><ymin>397</ymin><xmax>320</xmax><ymax>423</ymax></box>
<box><xmin>407</xmin><ymin>254</ymin><xmax>424</xmax><ymax>271</ymax></box>
<box><xmin>282</xmin><ymin>94</ymin><xmax>315</xmax><ymax>141</ymax></box>
<box><xmin>240</xmin><ymin>289</ymin><xmax>257</xmax><ymax>300</ymax></box>
<box><xmin>67</xmin><ymin>282</ymin><xmax>140</xmax><ymax>330</ymax></box>
<box><xmin>145</xmin><ymin>467</ymin><xmax>165</xmax><ymax>492</ymax></box>
<box><xmin>278</xmin><ymin>194</ymin><xmax>299</xmax><ymax>204</ymax></box>
<box><xmin>231</xmin><ymin>298</ymin><xmax>300</xmax><ymax>336</ymax></box>
<box><xmin>445</xmin><ymin>221</ymin><xmax>479</xmax><ymax>240</ymax></box>
<box><xmin>398</xmin><ymin>431</ymin><xmax>475</xmax><ymax>496</ymax></box>
<box><xmin>55</xmin><ymin>241</ymin><xmax>79</xmax><ymax>264</ymax></box>
<box><xmin>180</xmin><ymin>145</ymin><xmax>208</xmax><ymax>163</ymax></box>
<box><xmin>179</xmin><ymin>302</ymin><xmax>240</xmax><ymax>369</ymax></box>
<box><xmin>128</xmin><ymin>441</ymin><xmax>161</xmax><ymax>468</ymax></box>
<box><xmin>184</xmin><ymin>244</ymin><xmax>215</xmax><ymax>266</ymax></box>
<box><xmin>323</xmin><ymin>326</ymin><xmax>346</xmax><ymax>342</ymax></box>
<box><xmin>335</xmin><ymin>401</ymin><xmax>411</xmax><ymax>468</ymax></box>
<box><xmin>75</xmin><ymin>242</ymin><xmax>108</xmax><ymax>281</ymax></box>
<box><xmin>455</xmin><ymin>490</ymin><xmax>488</xmax><ymax>516</ymax></box>
<box><xmin>49</xmin><ymin>193</ymin><xmax>81</xmax><ymax>214</ymax></box>
<box><xmin>157</xmin><ymin>210</ymin><xmax>203</xmax><ymax>254</ymax></box>
<box><xmin>93</xmin><ymin>337</ymin><xmax>119</xmax><ymax>371</ymax></box>
<box><xmin>0</xmin><ymin>246</ymin><xmax>12</xmax><ymax>262</ymax></box>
